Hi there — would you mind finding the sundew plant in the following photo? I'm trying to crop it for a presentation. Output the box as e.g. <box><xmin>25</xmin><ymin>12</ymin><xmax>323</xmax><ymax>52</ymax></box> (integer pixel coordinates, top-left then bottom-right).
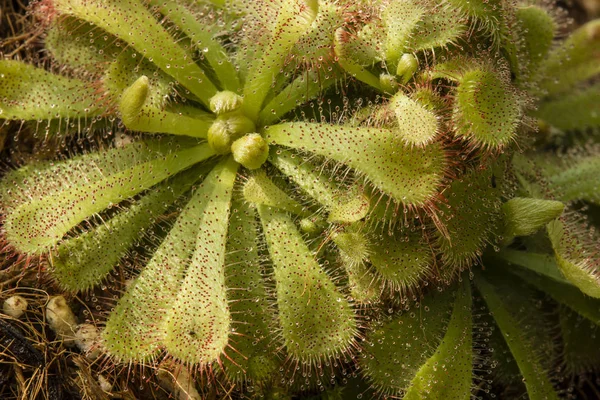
<box><xmin>1</xmin><ymin>0</ymin><xmax>600</xmax><ymax>398</ymax></box>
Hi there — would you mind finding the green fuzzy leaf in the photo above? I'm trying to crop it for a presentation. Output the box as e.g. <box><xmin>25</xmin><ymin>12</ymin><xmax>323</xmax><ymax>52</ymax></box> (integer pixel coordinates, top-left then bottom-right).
<box><xmin>436</xmin><ymin>165</ymin><xmax>504</xmax><ymax>270</ymax></box>
<box><xmin>0</xmin><ymin>60</ymin><xmax>100</xmax><ymax>121</ymax></box>
<box><xmin>535</xmin><ymin>83</ymin><xmax>600</xmax><ymax>131</ymax></box>
<box><xmin>369</xmin><ymin>231</ymin><xmax>433</xmax><ymax>293</ymax></box>
<box><xmin>359</xmin><ymin>287</ymin><xmax>455</xmax><ymax>396</ymax></box>
<box><xmin>558</xmin><ymin>306</ymin><xmax>600</xmax><ymax>374</ymax></box>
<box><xmin>45</xmin><ymin>17</ymin><xmax>122</xmax><ymax>74</ymax></box>
<box><xmin>547</xmin><ymin>219</ymin><xmax>600</xmax><ymax>298</ymax></box>
<box><xmin>103</xmin><ymin>160</ymin><xmax>227</xmax><ymax>361</ymax></box>
<box><xmin>390</xmin><ymin>92</ymin><xmax>439</xmax><ymax>146</ymax></box>
<box><xmin>53</xmin><ymin>0</ymin><xmax>217</xmax><ymax>106</ymax></box>
<box><xmin>537</xmin><ymin>19</ymin><xmax>600</xmax><ymax>96</ymax></box>
<box><xmin>333</xmin><ymin>227</ymin><xmax>381</xmax><ymax>303</ymax></box>
<box><xmin>341</xmin><ymin>259</ymin><xmax>380</xmax><ymax>304</ymax></box>
<box><xmin>265</xmin><ymin>123</ymin><xmax>446</xmax><ymax>206</ymax></box>
<box><xmin>147</xmin><ymin>0</ymin><xmax>240</xmax><ymax>91</ymax></box>
<box><xmin>291</xmin><ymin>1</ymin><xmax>342</xmax><ymax>70</ymax></box>
<box><xmin>547</xmin><ymin>155</ymin><xmax>600</xmax><ymax>205</ymax></box>
<box><xmin>259</xmin><ymin>68</ymin><xmax>337</xmax><ymax>126</ymax></box>
<box><xmin>242</xmin><ymin>169</ymin><xmax>308</xmax><ymax>217</ymax></box>
<box><xmin>406</xmin><ymin>7</ymin><xmax>466</xmax><ymax>52</ymax></box>
<box><xmin>163</xmin><ymin>157</ymin><xmax>238</xmax><ymax>364</ymax></box>
<box><xmin>453</xmin><ymin>69</ymin><xmax>521</xmax><ymax>148</ymax></box>
<box><xmin>223</xmin><ymin>200</ymin><xmax>278</xmax><ymax>383</ymax></box>
<box><xmin>269</xmin><ymin>148</ymin><xmax>370</xmax><ymax>223</ymax></box>
<box><xmin>334</xmin><ymin>28</ymin><xmax>382</xmax><ymax>91</ymax></box>
<box><xmin>475</xmin><ymin>273</ymin><xmax>560</xmax><ymax>400</ymax></box>
<box><xmin>446</xmin><ymin>0</ymin><xmax>503</xmax><ymax>43</ymax></box>
<box><xmin>403</xmin><ymin>279</ymin><xmax>472</xmax><ymax>400</ymax></box>
<box><xmin>382</xmin><ymin>0</ymin><xmax>425</xmax><ymax>64</ymax></box>
<box><xmin>334</xmin><ymin>23</ymin><xmax>383</xmax><ymax>67</ymax></box>
<box><xmin>242</xmin><ymin>0</ymin><xmax>316</xmax><ymax>119</ymax></box>
<box><xmin>501</xmin><ymin>197</ymin><xmax>564</xmax><ymax>241</ymax></box>
<box><xmin>50</xmin><ymin>165</ymin><xmax>206</xmax><ymax>291</ymax></box>
<box><xmin>258</xmin><ymin>205</ymin><xmax>356</xmax><ymax>362</ymax></box>
<box><xmin>1</xmin><ymin>139</ymin><xmax>214</xmax><ymax>254</ymax></box>
<box><xmin>515</xmin><ymin>5</ymin><xmax>555</xmax><ymax>75</ymax></box>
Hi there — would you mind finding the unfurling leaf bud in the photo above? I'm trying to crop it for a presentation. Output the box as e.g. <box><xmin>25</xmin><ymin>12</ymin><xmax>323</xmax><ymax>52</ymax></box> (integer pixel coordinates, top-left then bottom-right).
<box><xmin>119</xmin><ymin>75</ymin><xmax>149</xmax><ymax>123</ymax></box>
<box><xmin>379</xmin><ymin>73</ymin><xmax>399</xmax><ymax>94</ymax></box>
<box><xmin>208</xmin><ymin>114</ymin><xmax>256</xmax><ymax>154</ymax></box>
<box><xmin>502</xmin><ymin>197</ymin><xmax>564</xmax><ymax>241</ymax></box>
<box><xmin>231</xmin><ymin>133</ymin><xmax>269</xmax><ymax>170</ymax></box>
<box><xmin>209</xmin><ymin>91</ymin><xmax>244</xmax><ymax>115</ymax></box>
<box><xmin>396</xmin><ymin>54</ymin><xmax>419</xmax><ymax>84</ymax></box>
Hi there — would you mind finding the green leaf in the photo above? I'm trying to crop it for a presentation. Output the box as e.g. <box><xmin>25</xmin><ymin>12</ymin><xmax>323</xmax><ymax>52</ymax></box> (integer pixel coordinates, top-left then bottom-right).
<box><xmin>515</xmin><ymin>5</ymin><xmax>556</xmax><ymax>75</ymax></box>
<box><xmin>0</xmin><ymin>60</ymin><xmax>100</xmax><ymax>121</ymax></box>
<box><xmin>269</xmin><ymin>148</ymin><xmax>370</xmax><ymax>223</ymax></box>
<box><xmin>390</xmin><ymin>92</ymin><xmax>440</xmax><ymax>146</ymax></box>
<box><xmin>547</xmin><ymin>155</ymin><xmax>600</xmax><ymax>205</ymax></box>
<box><xmin>369</xmin><ymin>230</ymin><xmax>433</xmax><ymax>293</ymax></box>
<box><xmin>406</xmin><ymin>7</ymin><xmax>466</xmax><ymax>52</ymax></box>
<box><xmin>1</xmin><ymin>139</ymin><xmax>214</xmax><ymax>253</ymax></box>
<box><xmin>258</xmin><ymin>205</ymin><xmax>356</xmax><ymax>362</ymax></box>
<box><xmin>537</xmin><ymin>19</ymin><xmax>600</xmax><ymax>96</ymax></box>
<box><xmin>446</xmin><ymin>0</ymin><xmax>503</xmax><ymax>44</ymax></box>
<box><xmin>510</xmin><ymin>266</ymin><xmax>600</xmax><ymax>326</ymax></box>
<box><xmin>163</xmin><ymin>157</ymin><xmax>238</xmax><ymax>364</ymax></box>
<box><xmin>478</xmin><ymin>266</ymin><xmax>558</xmax><ymax>390</ymax></box>
<box><xmin>119</xmin><ymin>75</ymin><xmax>214</xmax><ymax>137</ymax></box>
<box><xmin>475</xmin><ymin>273</ymin><xmax>560</xmax><ymax>400</ymax></box>
<box><xmin>435</xmin><ymin>165</ymin><xmax>505</xmax><ymax>270</ymax></box>
<box><xmin>242</xmin><ymin>170</ymin><xmax>309</xmax><ymax>217</ymax></box>
<box><xmin>223</xmin><ymin>200</ymin><xmax>279</xmax><ymax>383</ymax></box>
<box><xmin>453</xmin><ymin>69</ymin><xmax>522</xmax><ymax>148</ymax></box>
<box><xmin>359</xmin><ymin>287</ymin><xmax>455</xmax><ymax>396</ymax></box>
<box><xmin>242</xmin><ymin>0</ymin><xmax>316</xmax><ymax>119</ymax></box>
<box><xmin>45</xmin><ymin>16</ymin><xmax>122</xmax><ymax>74</ymax></box>
<box><xmin>265</xmin><ymin>123</ymin><xmax>446</xmax><ymax>206</ymax></box>
<box><xmin>496</xmin><ymin>250</ymin><xmax>568</xmax><ymax>284</ymax></box>
<box><xmin>535</xmin><ymin>83</ymin><xmax>600</xmax><ymax>131</ymax></box>
<box><xmin>547</xmin><ymin>219</ymin><xmax>600</xmax><ymax>298</ymax></box>
<box><xmin>53</xmin><ymin>0</ymin><xmax>218</xmax><ymax>106</ymax></box>
<box><xmin>291</xmin><ymin>1</ymin><xmax>343</xmax><ymax>71</ymax></box>
<box><xmin>103</xmin><ymin>160</ymin><xmax>230</xmax><ymax>361</ymax></box>
<box><xmin>558</xmin><ymin>306</ymin><xmax>600</xmax><ymax>374</ymax></box>
<box><xmin>50</xmin><ymin>165</ymin><xmax>207</xmax><ymax>291</ymax></box>
<box><xmin>147</xmin><ymin>0</ymin><xmax>240</xmax><ymax>91</ymax></box>
<box><xmin>333</xmin><ymin>226</ymin><xmax>381</xmax><ymax>303</ymax></box>
<box><xmin>382</xmin><ymin>0</ymin><xmax>425</xmax><ymax>64</ymax></box>
<box><xmin>403</xmin><ymin>279</ymin><xmax>472</xmax><ymax>400</ymax></box>
<box><xmin>501</xmin><ymin>197</ymin><xmax>564</xmax><ymax>242</ymax></box>
<box><xmin>259</xmin><ymin>68</ymin><xmax>337</xmax><ymax>126</ymax></box>
<box><xmin>334</xmin><ymin>28</ymin><xmax>382</xmax><ymax>91</ymax></box>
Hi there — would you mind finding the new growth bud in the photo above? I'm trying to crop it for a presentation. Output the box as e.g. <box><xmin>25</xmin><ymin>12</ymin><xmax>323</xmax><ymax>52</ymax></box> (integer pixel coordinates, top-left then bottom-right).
<box><xmin>396</xmin><ymin>53</ymin><xmax>419</xmax><ymax>84</ymax></box>
<box><xmin>231</xmin><ymin>133</ymin><xmax>269</xmax><ymax>170</ymax></box>
<box><xmin>119</xmin><ymin>75</ymin><xmax>149</xmax><ymax>123</ymax></box>
<box><xmin>207</xmin><ymin>114</ymin><xmax>256</xmax><ymax>154</ymax></box>
<box><xmin>209</xmin><ymin>91</ymin><xmax>244</xmax><ymax>115</ymax></box>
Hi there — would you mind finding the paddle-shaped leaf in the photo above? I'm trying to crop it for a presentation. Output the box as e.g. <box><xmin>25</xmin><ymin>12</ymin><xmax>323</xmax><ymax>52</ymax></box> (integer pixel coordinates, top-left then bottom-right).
<box><xmin>1</xmin><ymin>139</ymin><xmax>214</xmax><ymax>253</ymax></box>
<box><xmin>265</xmin><ymin>123</ymin><xmax>446</xmax><ymax>205</ymax></box>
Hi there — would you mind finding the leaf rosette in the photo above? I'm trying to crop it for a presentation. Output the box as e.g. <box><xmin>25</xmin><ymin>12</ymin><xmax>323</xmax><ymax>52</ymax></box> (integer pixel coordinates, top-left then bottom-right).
<box><xmin>1</xmin><ymin>0</ymin><xmax>599</xmax><ymax>398</ymax></box>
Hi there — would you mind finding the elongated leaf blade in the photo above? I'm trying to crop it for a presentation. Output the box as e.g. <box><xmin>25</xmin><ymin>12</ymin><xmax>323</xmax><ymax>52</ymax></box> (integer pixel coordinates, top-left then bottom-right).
<box><xmin>0</xmin><ymin>60</ymin><xmax>100</xmax><ymax>121</ymax></box>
